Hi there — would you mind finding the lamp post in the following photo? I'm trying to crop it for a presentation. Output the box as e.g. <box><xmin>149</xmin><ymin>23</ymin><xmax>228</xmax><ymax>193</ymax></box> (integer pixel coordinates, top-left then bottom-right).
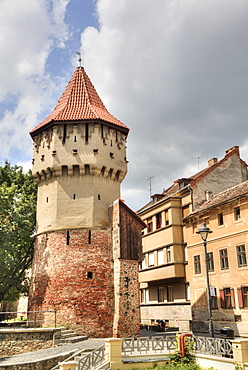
<box><xmin>196</xmin><ymin>222</ymin><xmax>214</xmax><ymax>337</ymax></box>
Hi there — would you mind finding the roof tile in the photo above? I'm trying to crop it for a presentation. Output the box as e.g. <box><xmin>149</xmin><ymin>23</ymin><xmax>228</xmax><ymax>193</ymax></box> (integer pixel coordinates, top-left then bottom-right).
<box><xmin>30</xmin><ymin>67</ymin><xmax>128</xmax><ymax>136</ymax></box>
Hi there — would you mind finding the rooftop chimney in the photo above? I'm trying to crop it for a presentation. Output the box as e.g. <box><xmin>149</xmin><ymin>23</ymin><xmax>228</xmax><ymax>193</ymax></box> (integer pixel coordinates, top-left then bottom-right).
<box><xmin>208</xmin><ymin>158</ymin><xmax>218</xmax><ymax>167</ymax></box>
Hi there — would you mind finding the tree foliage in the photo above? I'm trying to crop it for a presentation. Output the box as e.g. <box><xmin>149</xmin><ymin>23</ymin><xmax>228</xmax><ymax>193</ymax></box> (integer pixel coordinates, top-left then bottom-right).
<box><xmin>0</xmin><ymin>162</ymin><xmax>37</xmax><ymax>303</ymax></box>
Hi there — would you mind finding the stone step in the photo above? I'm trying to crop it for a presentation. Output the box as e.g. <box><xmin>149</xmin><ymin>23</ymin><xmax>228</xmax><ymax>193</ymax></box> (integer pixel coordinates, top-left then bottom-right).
<box><xmin>60</xmin><ymin>329</ymin><xmax>75</xmax><ymax>335</ymax></box>
<box><xmin>61</xmin><ymin>332</ymin><xmax>78</xmax><ymax>338</ymax></box>
<box><xmin>60</xmin><ymin>335</ymin><xmax>88</xmax><ymax>344</ymax></box>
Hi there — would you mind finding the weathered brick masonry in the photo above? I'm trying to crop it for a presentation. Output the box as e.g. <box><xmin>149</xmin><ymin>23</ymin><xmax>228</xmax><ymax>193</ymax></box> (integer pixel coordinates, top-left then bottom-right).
<box><xmin>110</xmin><ymin>200</ymin><xmax>145</xmax><ymax>337</ymax></box>
<box><xmin>29</xmin><ymin>228</ymin><xmax>114</xmax><ymax>337</ymax></box>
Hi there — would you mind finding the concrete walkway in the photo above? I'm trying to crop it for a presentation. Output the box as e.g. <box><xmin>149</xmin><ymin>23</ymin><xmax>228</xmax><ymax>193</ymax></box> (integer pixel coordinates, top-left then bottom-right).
<box><xmin>0</xmin><ymin>338</ymin><xmax>104</xmax><ymax>366</ymax></box>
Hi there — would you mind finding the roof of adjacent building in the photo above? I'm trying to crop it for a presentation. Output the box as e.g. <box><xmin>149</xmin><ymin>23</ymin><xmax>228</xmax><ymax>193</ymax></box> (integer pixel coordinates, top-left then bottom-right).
<box><xmin>30</xmin><ymin>66</ymin><xmax>129</xmax><ymax>137</ymax></box>
<box><xmin>137</xmin><ymin>146</ymin><xmax>247</xmax><ymax>215</ymax></box>
<box><xmin>184</xmin><ymin>180</ymin><xmax>248</xmax><ymax>218</ymax></box>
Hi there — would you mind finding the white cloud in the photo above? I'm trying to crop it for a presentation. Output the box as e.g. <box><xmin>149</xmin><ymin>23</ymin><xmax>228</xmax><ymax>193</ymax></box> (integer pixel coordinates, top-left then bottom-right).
<box><xmin>80</xmin><ymin>0</ymin><xmax>248</xmax><ymax>210</ymax></box>
<box><xmin>0</xmin><ymin>0</ymin><xmax>70</xmax><ymax>162</ymax></box>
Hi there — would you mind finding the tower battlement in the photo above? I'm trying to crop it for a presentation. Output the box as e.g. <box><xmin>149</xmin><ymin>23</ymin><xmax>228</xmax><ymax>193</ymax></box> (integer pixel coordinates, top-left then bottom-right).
<box><xmin>32</xmin><ymin>122</ymin><xmax>127</xmax><ymax>184</ymax></box>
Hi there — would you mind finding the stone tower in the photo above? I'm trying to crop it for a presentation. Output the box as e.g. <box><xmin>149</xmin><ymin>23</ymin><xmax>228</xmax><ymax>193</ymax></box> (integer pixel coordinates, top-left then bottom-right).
<box><xmin>28</xmin><ymin>67</ymin><xmax>145</xmax><ymax>337</ymax></box>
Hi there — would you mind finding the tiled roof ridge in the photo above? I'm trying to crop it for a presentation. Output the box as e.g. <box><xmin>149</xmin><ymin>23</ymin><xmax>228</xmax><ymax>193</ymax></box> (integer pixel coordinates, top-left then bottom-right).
<box><xmin>187</xmin><ymin>179</ymin><xmax>248</xmax><ymax>217</ymax></box>
<box><xmin>30</xmin><ymin>67</ymin><xmax>129</xmax><ymax>136</ymax></box>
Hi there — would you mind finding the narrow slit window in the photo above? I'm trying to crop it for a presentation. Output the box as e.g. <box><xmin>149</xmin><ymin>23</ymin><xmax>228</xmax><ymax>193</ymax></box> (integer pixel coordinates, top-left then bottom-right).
<box><xmin>88</xmin><ymin>230</ymin><xmax>91</xmax><ymax>244</ymax></box>
<box><xmin>98</xmin><ymin>194</ymin><xmax>101</xmax><ymax>200</ymax></box>
<box><xmin>66</xmin><ymin>231</ymin><xmax>70</xmax><ymax>245</ymax></box>
<box><xmin>87</xmin><ymin>271</ymin><xmax>93</xmax><ymax>279</ymax></box>
<box><xmin>108</xmin><ymin>168</ymin><xmax>113</xmax><ymax>178</ymax></box>
<box><xmin>62</xmin><ymin>124</ymin><xmax>67</xmax><ymax>143</ymax></box>
<box><xmin>73</xmin><ymin>194</ymin><xmax>76</xmax><ymax>200</ymax></box>
<box><xmin>101</xmin><ymin>166</ymin><xmax>106</xmax><ymax>176</ymax></box>
<box><xmin>46</xmin><ymin>197</ymin><xmax>49</xmax><ymax>203</ymax></box>
<box><xmin>85</xmin><ymin>123</ymin><xmax>89</xmax><ymax>142</ymax></box>
<box><xmin>85</xmin><ymin>164</ymin><xmax>90</xmax><ymax>175</ymax></box>
<box><xmin>74</xmin><ymin>136</ymin><xmax>77</xmax><ymax>142</ymax></box>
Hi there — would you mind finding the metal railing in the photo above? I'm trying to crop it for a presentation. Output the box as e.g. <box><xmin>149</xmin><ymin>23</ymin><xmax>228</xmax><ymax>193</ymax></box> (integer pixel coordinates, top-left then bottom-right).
<box><xmin>122</xmin><ymin>335</ymin><xmax>177</xmax><ymax>355</ymax></box>
<box><xmin>78</xmin><ymin>345</ymin><xmax>108</xmax><ymax>370</ymax></box>
<box><xmin>0</xmin><ymin>310</ymin><xmax>57</xmax><ymax>328</ymax></box>
<box><xmin>194</xmin><ymin>336</ymin><xmax>233</xmax><ymax>358</ymax></box>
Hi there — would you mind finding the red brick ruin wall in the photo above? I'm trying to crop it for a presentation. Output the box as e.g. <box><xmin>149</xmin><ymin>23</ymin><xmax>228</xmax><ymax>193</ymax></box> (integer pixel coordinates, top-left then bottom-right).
<box><xmin>28</xmin><ymin>229</ymin><xmax>115</xmax><ymax>337</ymax></box>
<box><xmin>110</xmin><ymin>200</ymin><xmax>144</xmax><ymax>338</ymax></box>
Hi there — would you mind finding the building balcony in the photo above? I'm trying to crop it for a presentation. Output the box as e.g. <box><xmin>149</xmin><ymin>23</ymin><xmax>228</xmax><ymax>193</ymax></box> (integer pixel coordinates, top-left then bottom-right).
<box><xmin>139</xmin><ymin>262</ymin><xmax>185</xmax><ymax>283</ymax></box>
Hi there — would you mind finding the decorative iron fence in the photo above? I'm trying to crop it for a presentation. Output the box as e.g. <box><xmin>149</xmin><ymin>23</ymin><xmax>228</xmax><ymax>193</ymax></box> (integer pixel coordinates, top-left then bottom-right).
<box><xmin>194</xmin><ymin>336</ymin><xmax>233</xmax><ymax>358</ymax></box>
<box><xmin>0</xmin><ymin>310</ymin><xmax>57</xmax><ymax>328</ymax></box>
<box><xmin>122</xmin><ymin>335</ymin><xmax>177</xmax><ymax>355</ymax></box>
<box><xmin>78</xmin><ymin>345</ymin><xmax>108</xmax><ymax>370</ymax></box>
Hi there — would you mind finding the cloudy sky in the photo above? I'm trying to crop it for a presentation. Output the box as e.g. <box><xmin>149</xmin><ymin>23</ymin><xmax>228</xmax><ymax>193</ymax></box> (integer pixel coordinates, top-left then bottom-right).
<box><xmin>1</xmin><ymin>0</ymin><xmax>248</xmax><ymax>211</ymax></box>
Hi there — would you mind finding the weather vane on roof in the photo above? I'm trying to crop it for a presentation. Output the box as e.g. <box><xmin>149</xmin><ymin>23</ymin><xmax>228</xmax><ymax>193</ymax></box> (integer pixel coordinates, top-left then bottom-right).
<box><xmin>76</xmin><ymin>51</ymin><xmax>82</xmax><ymax>67</ymax></box>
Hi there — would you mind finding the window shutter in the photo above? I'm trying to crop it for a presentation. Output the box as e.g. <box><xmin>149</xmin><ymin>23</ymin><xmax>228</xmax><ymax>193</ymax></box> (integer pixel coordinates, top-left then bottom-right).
<box><xmin>237</xmin><ymin>288</ymin><xmax>244</xmax><ymax>308</ymax></box>
<box><xmin>231</xmin><ymin>288</ymin><xmax>235</xmax><ymax>308</ymax></box>
<box><xmin>220</xmin><ymin>289</ymin><xmax>225</xmax><ymax>308</ymax></box>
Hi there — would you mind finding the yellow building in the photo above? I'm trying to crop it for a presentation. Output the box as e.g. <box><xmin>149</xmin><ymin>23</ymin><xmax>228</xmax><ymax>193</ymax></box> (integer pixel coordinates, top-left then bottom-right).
<box><xmin>138</xmin><ymin>146</ymin><xmax>248</xmax><ymax>331</ymax></box>
<box><xmin>184</xmin><ymin>180</ymin><xmax>248</xmax><ymax>337</ymax></box>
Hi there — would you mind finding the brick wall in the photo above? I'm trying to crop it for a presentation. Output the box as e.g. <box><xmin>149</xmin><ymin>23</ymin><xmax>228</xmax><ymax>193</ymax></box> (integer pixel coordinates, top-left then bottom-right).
<box><xmin>29</xmin><ymin>228</ymin><xmax>115</xmax><ymax>337</ymax></box>
<box><xmin>110</xmin><ymin>200</ymin><xmax>145</xmax><ymax>337</ymax></box>
<box><xmin>29</xmin><ymin>201</ymin><xmax>145</xmax><ymax>338</ymax></box>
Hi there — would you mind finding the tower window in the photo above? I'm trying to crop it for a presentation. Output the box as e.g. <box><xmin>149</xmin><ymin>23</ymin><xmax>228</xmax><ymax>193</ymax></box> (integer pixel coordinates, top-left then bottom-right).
<box><xmin>66</xmin><ymin>231</ymin><xmax>70</xmax><ymax>245</ymax></box>
<box><xmin>41</xmin><ymin>155</ymin><xmax>45</xmax><ymax>161</ymax></box>
<box><xmin>111</xmin><ymin>140</ymin><xmax>113</xmax><ymax>147</ymax></box>
<box><xmin>87</xmin><ymin>271</ymin><xmax>93</xmax><ymax>279</ymax></box>
<box><xmin>101</xmin><ymin>166</ymin><xmax>106</xmax><ymax>176</ymax></box>
<box><xmin>62</xmin><ymin>124</ymin><xmax>67</xmax><ymax>143</ymax></box>
<box><xmin>62</xmin><ymin>166</ymin><xmax>68</xmax><ymax>176</ymax></box>
<box><xmin>88</xmin><ymin>230</ymin><xmax>91</xmax><ymax>244</ymax></box>
<box><xmin>115</xmin><ymin>170</ymin><xmax>120</xmax><ymax>181</ymax></box>
<box><xmin>72</xmin><ymin>149</ymin><xmax>77</xmax><ymax>154</ymax></box>
<box><xmin>52</xmin><ymin>150</ymin><xmax>56</xmax><ymax>156</ymax></box>
<box><xmin>85</xmin><ymin>123</ymin><xmax>89</xmax><ymax>142</ymax></box>
<box><xmin>98</xmin><ymin>194</ymin><xmax>101</xmax><ymax>200</ymax></box>
<box><xmin>46</xmin><ymin>197</ymin><xmax>49</xmax><ymax>203</ymax></box>
<box><xmin>73</xmin><ymin>165</ymin><xmax>80</xmax><ymax>176</ymax></box>
<box><xmin>74</xmin><ymin>136</ymin><xmax>77</xmax><ymax>142</ymax></box>
<box><xmin>73</xmin><ymin>194</ymin><xmax>76</xmax><ymax>200</ymax></box>
<box><xmin>108</xmin><ymin>168</ymin><xmax>113</xmax><ymax>178</ymax></box>
<box><xmin>85</xmin><ymin>164</ymin><xmax>90</xmax><ymax>175</ymax></box>
<box><xmin>93</xmin><ymin>149</ymin><xmax>98</xmax><ymax>154</ymax></box>
<box><xmin>110</xmin><ymin>152</ymin><xmax>114</xmax><ymax>158</ymax></box>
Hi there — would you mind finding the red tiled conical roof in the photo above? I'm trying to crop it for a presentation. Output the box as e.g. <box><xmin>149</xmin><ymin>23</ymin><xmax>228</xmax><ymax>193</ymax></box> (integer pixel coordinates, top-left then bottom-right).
<box><xmin>30</xmin><ymin>67</ymin><xmax>129</xmax><ymax>136</ymax></box>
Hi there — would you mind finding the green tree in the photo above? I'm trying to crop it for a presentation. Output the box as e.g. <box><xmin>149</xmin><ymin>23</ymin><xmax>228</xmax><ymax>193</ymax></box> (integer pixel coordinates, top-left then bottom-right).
<box><xmin>0</xmin><ymin>162</ymin><xmax>37</xmax><ymax>303</ymax></box>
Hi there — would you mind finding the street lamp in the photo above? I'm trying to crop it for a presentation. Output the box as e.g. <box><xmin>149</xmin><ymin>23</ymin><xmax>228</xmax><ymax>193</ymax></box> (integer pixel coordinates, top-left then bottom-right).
<box><xmin>196</xmin><ymin>222</ymin><xmax>214</xmax><ymax>337</ymax></box>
